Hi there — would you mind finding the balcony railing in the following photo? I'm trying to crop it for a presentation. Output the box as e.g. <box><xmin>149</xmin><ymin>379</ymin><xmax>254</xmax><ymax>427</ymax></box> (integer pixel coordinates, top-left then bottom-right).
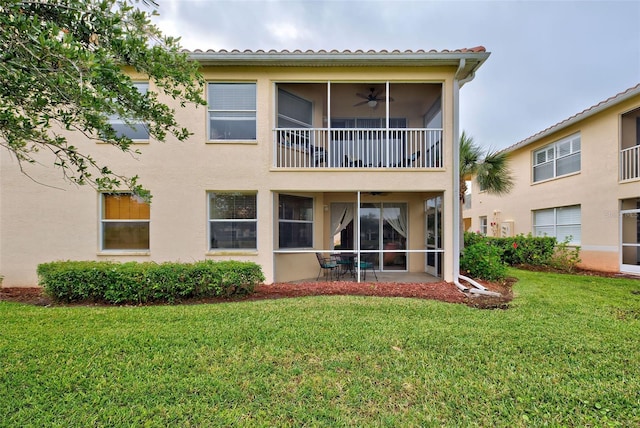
<box><xmin>621</xmin><ymin>145</ymin><xmax>640</xmax><ymax>181</ymax></box>
<box><xmin>273</xmin><ymin>128</ymin><xmax>443</xmax><ymax>169</ymax></box>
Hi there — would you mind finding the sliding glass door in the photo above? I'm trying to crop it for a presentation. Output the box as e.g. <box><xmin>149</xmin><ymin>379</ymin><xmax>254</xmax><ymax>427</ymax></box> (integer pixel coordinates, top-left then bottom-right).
<box><xmin>360</xmin><ymin>202</ymin><xmax>408</xmax><ymax>271</ymax></box>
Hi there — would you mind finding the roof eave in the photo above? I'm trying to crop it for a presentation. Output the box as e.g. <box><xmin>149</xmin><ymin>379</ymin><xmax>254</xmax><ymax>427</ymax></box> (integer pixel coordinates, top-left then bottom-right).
<box><xmin>504</xmin><ymin>83</ymin><xmax>640</xmax><ymax>153</ymax></box>
<box><xmin>187</xmin><ymin>50</ymin><xmax>490</xmax><ymax>80</ymax></box>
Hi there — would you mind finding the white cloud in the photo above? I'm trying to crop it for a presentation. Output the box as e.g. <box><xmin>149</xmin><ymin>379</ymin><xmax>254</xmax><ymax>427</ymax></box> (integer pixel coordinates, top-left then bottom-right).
<box><xmin>265</xmin><ymin>22</ymin><xmax>310</xmax><ymax>44</ymax></box>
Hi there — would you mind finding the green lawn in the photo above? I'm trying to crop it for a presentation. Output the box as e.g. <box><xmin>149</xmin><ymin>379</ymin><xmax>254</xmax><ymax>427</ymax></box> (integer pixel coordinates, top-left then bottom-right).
<box><xmin>1</xmin><ymin>269</ymin><xmax>638</xmax><ymax>427</ymax></box>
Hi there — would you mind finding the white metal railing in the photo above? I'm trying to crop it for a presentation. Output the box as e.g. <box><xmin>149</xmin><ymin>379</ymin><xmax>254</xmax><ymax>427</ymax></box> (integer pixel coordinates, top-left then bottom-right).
<box><xmin>273</xmin><ymin>128</ymin><xmax>443</xmax><ymax>169</ymax></box>
<box><xmin>621</xmin><ymin>145</ymin><xmax>640</xmax><ymax>181</ymax></box>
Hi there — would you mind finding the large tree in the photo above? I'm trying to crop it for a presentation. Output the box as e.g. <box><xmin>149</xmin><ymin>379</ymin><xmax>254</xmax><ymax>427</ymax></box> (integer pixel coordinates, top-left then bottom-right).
<box><xmin>460</xmin><ymin>130</ymin><xmax>514</xmax><ymax>240</ymax></box>
<box><xmin>0</xmin><ymin>0</ymin><xmax>206</xmax><ymax>199</ymax></box>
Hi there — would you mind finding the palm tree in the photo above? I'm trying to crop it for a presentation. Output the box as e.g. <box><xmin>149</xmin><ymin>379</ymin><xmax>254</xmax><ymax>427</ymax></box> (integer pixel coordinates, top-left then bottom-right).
<box><xmin>459</xmin><ymin>131</ymin><xmax>513</xmax><ymax>244</ymax></box>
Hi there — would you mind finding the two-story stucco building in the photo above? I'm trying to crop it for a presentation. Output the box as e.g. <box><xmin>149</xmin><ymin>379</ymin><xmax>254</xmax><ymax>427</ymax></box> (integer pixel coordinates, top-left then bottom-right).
<box><xmin>0</xmin><ymin>48</ymin><xmax>491</xmax><ymax>287</ymax></box>
<box><xmin>464</xmin><ymin>83</ymin><xmax>640</xmax><ymax>275</ymax></box>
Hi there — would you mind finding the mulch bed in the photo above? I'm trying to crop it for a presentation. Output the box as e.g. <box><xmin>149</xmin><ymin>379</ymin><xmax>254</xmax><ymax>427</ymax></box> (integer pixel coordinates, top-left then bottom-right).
<box><xmin>0</xmin><ymin>279</ymin><xmax>515</xmax><ymax>309</ymax></box>
<box><xmin>2</xmin><ymin>267</ymin><xmax>635</xmax><ymax>309</ymax></box>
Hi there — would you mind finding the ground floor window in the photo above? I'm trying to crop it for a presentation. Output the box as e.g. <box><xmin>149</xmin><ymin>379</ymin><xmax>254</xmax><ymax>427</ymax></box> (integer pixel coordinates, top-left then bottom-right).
<box><xmin>209</xmin><ymin>192</ymin><xmax>257</xmax><ymax>250</ymax></box>
<box><xmin>101</xmin><ymin>193</ymin><xmax>150</xmax><ymax>250</ymax></box>
<box><xmin>533</xmin><ymin>205</ymin><xmax>581</xmax><ymax>245</ymax></box>
<box><xmin>279</xmin><ymin>194</ymin><xmax>313</xmax><ymax>248</ymax></box>
<box><xmin>479</xmin><ymin>216</ymin><xmax>488</xmax><ymax>235</ymax></box>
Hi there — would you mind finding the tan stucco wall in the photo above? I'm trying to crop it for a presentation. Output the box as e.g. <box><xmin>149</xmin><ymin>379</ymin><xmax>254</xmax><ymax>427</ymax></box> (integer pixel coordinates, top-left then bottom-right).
<box><xmin>1</xmin><ymin>65</ymin><xmax>461</xmax><ymax>286</ymax></box>
<box><xmin>464</xmin><ymin>94</ymin><xmax>640</xmax><ymax>273</ymax></box>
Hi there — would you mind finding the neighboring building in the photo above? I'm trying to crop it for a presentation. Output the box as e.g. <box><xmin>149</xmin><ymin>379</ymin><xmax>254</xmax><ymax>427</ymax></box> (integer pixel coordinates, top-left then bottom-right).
<box><xmin>0</xmin><ymin>48</ymin><xmax>490</xmax><ymax>287</ymax></box>
<box><xmin>464</xmin><ymin>84</ymin><xmax>640</xmax><ymax>275</ymax></box>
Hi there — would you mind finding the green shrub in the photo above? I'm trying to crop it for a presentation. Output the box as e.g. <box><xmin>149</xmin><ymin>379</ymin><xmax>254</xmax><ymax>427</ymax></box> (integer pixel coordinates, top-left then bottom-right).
<box><xmin>463</xmin><ymin>231</ymin><xmax>486</xmax><ymax>247</ymax></box>
<box><xmin>495</xmin><ymin>234</ymin><xmax>556</xmax><ymax>266</ymax></box>
<box><xmin>37</xmin><ymin>260</ymin><xmax>265</xmax><ymax>304</ymax></box>
<box><xmin>460</xmin><ymin>242</ymin><xmax>507</xmax><ymax>281</ymax></box>
<box><xmin>549</xmin><ymin>239</ymin><xmax>582</xmax><ymax>272</ymax></box>
<box><xmin>464</xmin><ymin>232</ymin><xmax>557</xmax><ymax>267</ymax></box>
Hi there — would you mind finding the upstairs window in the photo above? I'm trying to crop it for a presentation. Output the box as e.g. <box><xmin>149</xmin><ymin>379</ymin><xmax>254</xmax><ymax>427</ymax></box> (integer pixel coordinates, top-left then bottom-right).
<box><xmin>107</xmin><ymin>82</ymin><xmax>149</xmax><ymax>140</ymax></box>
<box><xmin>278</xmin><ymin>89</ymin><xmax>312</xmax><ymax>129</ymax></box>
<box><xmin>208</xmin><ymin>83</ymin><xmax>256</xmax><ymax>140</ymax></box>
<box><xmin>279</xmin><ymin>194</ymin><xmax>313</xmax><ymax>248</ymax></box>
<box><xmin>533</xmin><ymin>134</ymin><xmax>581</xmax><ymax>182</ymax></box>
<box><xmin>101</xmin><ymin>193</ymin><xmax>150</xmax><ymax>251</ymax></box>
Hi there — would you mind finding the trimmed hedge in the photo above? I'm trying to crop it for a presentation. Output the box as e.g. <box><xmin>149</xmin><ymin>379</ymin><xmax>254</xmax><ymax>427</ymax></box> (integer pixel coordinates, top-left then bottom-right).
<box><xmin>37</xmin><ymin>260</ymin><xmax>265</xmax><ymax>304</ymax></box>
<box><xmin>464</xmin><ymin>232</ymin><xmax>557</xmax><ymax>266</ymax></box>
<box><xmin>462</xmin><ymin>232</ymin><xmax>581</xmax><ymax>279</ymax></box>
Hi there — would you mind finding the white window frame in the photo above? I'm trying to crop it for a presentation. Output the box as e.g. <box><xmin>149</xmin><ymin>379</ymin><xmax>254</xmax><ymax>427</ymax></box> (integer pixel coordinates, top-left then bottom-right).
<box><xmin>532</xmin><ymin>133</ymin><xmax>581</xmax><ymax>182</ymax></box>
<box><xmin>208</xmin><ymin>82</ymin><xmax>257</xmax><ymax>141</ymax></box>
<box><xmin>100</xmin><ymin>192</ymin><xmax>150</xmax><ymax>252</ymax></box>
<box><xmin>107</xmin><ymin>82</ymin><xmax>150</xmax><ymax>141</ymax></box>
<box><xmin>533</xmin><ymin>205</ymin><xmax>581</xmax><ymax>245</ymax></box>
<box><xmin>479</xmin><ymin>216</ymin><xmax>488</xmax><ymax>235</ymax></box>
<box><xmin>208</xmin><ymin>192</ymin><xmax>258</xmax><ymax>251</ymax></box>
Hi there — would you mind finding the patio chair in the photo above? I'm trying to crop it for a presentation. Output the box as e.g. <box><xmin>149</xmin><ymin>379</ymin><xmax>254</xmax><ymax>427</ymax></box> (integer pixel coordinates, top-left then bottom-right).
<box><xmin>311</xmin><ymin>145</ymin><xmax>327</xmax><ymax>166</ymax></box>
<box><xmin>357</xmin><ymin>254</ymin><xmax>378</xmax><ymax>281</ymax></box>
<box><xmin>335</xmin><ymin>253</ymin><xmax>356</xmax><ymax>279</ymax></box>
<box><xmin>316</xmin><ymin>252</ymin><xmax>338</xmax><ymax>281</ymax></box>
<box><xmin>393</xmin><ymin>150</ymin><xmax>421</xmax><ymax>168</ymax></box>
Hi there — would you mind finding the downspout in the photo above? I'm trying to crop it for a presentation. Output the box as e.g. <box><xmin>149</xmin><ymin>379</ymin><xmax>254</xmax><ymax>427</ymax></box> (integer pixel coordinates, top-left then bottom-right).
<box><xmin>452</xmin><ymin>59</ymin><xmax>501</xmax><ymax>297</ymax></box>
<box><xmin>356</xmin><ymin>191</ymin><xmax>361</xmax><ymax>283</ymax></box>
<box><xmin>452</xmin><ymin>59</ymin><xmax>464</xmax><ymax>291</ymax></box>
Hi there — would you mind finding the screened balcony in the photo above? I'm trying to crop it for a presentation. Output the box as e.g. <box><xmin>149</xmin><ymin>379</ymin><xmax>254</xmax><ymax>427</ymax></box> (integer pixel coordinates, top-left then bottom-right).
<box><xmin>273</xmin><ymin>82</ymin><xmax>443</xmax><ymax>170</ymax></box>
<box><xmin>621</xmin><ymin>108</ymin><xmax>640</xmax><ymax>181</ymax></box>
<box><xmin>621</xmin><ymin>145</ymin><xmax>640</xmax><ymax>181</ymax></box>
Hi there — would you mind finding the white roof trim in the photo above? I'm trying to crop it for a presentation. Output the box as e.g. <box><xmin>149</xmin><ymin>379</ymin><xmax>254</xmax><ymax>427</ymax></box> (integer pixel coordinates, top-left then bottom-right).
<box><xmin>186</xmin><ymin>49</ymin><xmax>490</xmax><ymax>81</ymax></box>
<box><xmin>505</xmin><ymin>83</ymin><xmax>640</xmax><ymax>153</ymax></box>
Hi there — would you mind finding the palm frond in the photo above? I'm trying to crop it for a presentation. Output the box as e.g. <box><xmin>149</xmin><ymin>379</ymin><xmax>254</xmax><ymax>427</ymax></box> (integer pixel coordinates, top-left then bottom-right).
<box><xmin>475</xmin><ymin>150</ymin><xmax>514</xmax><ymax>195</ymax></box>
<box><xmin>459</xmin><ymin>131</ymin><xmax>483</xmax><ymax>179</ymax></box>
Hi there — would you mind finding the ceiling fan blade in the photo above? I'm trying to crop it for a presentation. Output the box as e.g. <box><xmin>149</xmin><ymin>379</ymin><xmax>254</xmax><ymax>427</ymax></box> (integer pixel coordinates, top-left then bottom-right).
<box><xmin>376</xmin><ymin>94</ymin><xmax>394</xmax><ymax>100</ymax></box>
<box><xmin>353</xmin><ymin>100</ymin><xmax>369</xmax><ymax>106</ymax></box>
<box><xmin>355</xmin><ymin>93</ymin><xmax>370</xmax><ymax>100</ymax></box>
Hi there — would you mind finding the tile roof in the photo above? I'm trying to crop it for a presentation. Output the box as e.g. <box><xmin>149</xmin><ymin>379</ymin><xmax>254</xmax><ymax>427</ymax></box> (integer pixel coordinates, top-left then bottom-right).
<box><xmin>182</xmin><ymin>47</ymin><xmax>487</xmax><ymax>54</ymax></box>
<box><xmin>186</xmin><ymin>47</ymin><xmax>490</xmax><ymax>83</ymax></box>
<box><xmin>504</xmin><ymin>83</ymin><xmax>640</xmax><ymax>153</ymax></box>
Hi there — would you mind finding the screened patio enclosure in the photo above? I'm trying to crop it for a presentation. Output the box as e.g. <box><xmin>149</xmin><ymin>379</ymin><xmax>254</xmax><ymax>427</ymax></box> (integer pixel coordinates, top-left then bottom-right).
<box><xmin>273</xmin><ymin>192</ymin><xmax>445</xmax><ymax>282</ymax></box>
<box><xmin>621</xmin><ymin>198</ymin><xmax>640</xmax><ymax>275</ymax></box>
<box><xmin>274</xmin><ymin>82</ymin><xmax>443</xmax><ymax>170</ymax></box>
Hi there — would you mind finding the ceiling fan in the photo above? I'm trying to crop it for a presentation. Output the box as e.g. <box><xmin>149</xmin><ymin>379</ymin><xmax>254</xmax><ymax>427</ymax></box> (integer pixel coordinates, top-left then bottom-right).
<box><xmin>353</xmin><ymin>88</ymin><xmax>394</xmax><ymax>108</ymax></box>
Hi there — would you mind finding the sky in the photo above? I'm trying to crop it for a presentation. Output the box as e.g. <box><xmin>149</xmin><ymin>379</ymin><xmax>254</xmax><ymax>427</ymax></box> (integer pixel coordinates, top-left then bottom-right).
<box><xmin>152</xmin><ymin>0</ymin><xmax>640</xmax><ymax>151</ymax></box>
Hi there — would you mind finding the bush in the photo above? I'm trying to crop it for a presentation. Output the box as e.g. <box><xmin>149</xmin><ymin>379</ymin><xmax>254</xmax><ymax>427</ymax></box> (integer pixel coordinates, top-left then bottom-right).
<box><xmin>37</xmin><ymin>260</ymin><xmax>265</xmax><ymax>304</ymax></box>
<box><xmin>495</xmin><ymin>234</ymin><xmax>556</xmax><ymax>266</ymax></box>
<box><xmin>463</xmin><ymin>231</ymin><xmax>486</xmax><ymax>247</ymax></box>
<box><xmin>463</xmin><ymin>232</ymin><xmax>581</xmax><ymax>273</ymax></box>
<box><xmin>549</xmin><ymin>240</ymin><xmax>582</xmax><ymax>272</ymax></box>
<box><xmin>460</xmin><ymin>242</ymin><xmax>507</xmax><ymax>281</ymax></box>
<box><xmin>464</xmin><ymin>232</ymin><xmax>557</xmax><ymax>266</ymax></box>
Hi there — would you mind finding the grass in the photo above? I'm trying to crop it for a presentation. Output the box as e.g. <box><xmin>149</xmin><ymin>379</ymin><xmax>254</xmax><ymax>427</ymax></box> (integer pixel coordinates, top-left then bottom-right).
<box><xmin>0</xmin><ymin>269</ymin><xmax>639</xmax><ymax>427</ymax></box>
